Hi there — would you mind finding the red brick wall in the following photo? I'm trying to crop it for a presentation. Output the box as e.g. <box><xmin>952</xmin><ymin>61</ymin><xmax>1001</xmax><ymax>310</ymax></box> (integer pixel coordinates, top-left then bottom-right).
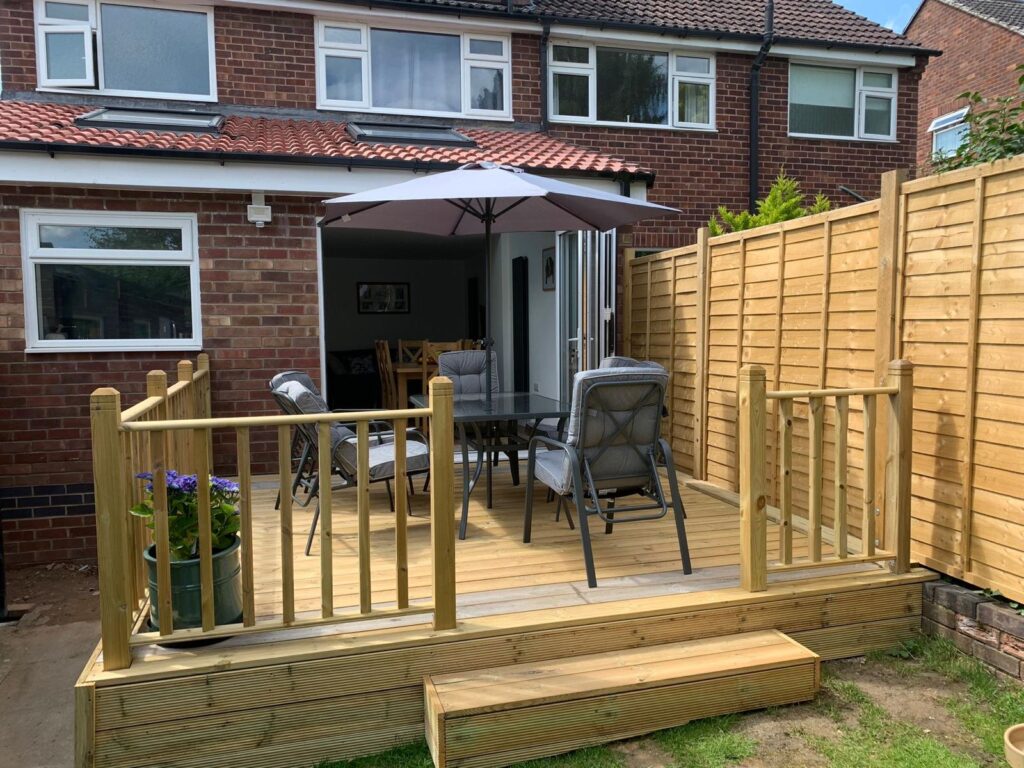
<box><xmin>0</xmin><ymin>186</ymin><xmax>322</xmax><ymax>564</ymax></box>
<box><xmin>0</xmin><ymin>0</ymin><xmax>34</xmax><ymax>94</ymax></box>
<box><xmin>907</xmin><ymin>0</ymin><xmax>1024</xmax><ymax>167</ymax></box>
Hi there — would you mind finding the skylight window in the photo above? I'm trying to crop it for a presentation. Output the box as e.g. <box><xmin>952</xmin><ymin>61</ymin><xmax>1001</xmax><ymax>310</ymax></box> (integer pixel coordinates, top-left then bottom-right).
<box><xmin>346</xmin><ymin>122</ymin><xmax>476</xmax><ymax>147</ymax></box>
<box><xmin>75</xmin><ymin>108</ymin><xmax>224</xmax><ymax>133</ymax></box>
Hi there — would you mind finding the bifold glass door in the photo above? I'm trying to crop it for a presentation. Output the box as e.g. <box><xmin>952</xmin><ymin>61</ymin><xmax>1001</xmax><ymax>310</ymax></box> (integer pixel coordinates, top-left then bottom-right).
<box><xmin>556</xmin><ymin>229</ymin><xmax>616</xmax><ymax>400</ymax></box>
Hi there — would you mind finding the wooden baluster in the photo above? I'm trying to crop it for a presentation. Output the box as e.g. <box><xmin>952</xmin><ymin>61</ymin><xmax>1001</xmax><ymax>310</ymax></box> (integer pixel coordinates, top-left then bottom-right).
<box><xmin>885</xmin><ymin>360</ymin><xmax>914</xmax><ymax>573</ymax></box>
<box><xmin>236</xmin><ymin>427</ymin><xmax>255</xmax><ymax>627</ymax></box>
<box><xmin>194</xmin><ymin>428</ymin><xmax>214</xmax><ymax>632</ymax></box>
<box><xmin>834</xmin><ymin>395</ymin><xmax>849</xmax><ymax>559</ymax></box>
<box><xmin>808</xmin><ymin>395</ymin><xmax>824</xmax><ymax>562</ymax></box>
<box><xmin>862</xmin><ymin>396</ymin><xmax>877</xmax><ymax>556</ymax></box>
<box><xmin>318</xmin><ymin>422</ymin><xmax>334</xmax><ymax>619</ymax></box>
<box><xmin>430</xmin><ymin>377</ymin><xmax>457</xmax><ymax>628</ymax></box>
<box><xmin>357</xmin><ymin>421</ymin><xmax>372</xmax><ymax>614</ymax></box>
<box><xmin>177</xmin><ymin>361</ymin><xmax>194</xmax><ymax>473</ymax></box>
<box><xmin>738</xmin><ymin>366</ymin><xmax>767</xmax><ymax>592</ymax></box>
<box><xmin>394</xmin><ymin>417</ymin><xmax>409</xmax><ymax>609</ymax></box>
<box><xmin>90</xmin><ymin>388</ymin><xmax>132</xmax><ymax>670</ymax></box>
<box><xmin>197</xmin><ymin>353</ymin><xmax>213</xmax><ymax>471</ymax></box>
<box><xmin>278</xmin><ymin>425</ymin><xmax>295</xmax><ymax>624</ymax></box>
<box><xmin>151</xmin><ymin>428</ymin><xmax>173</xmax><ymax>635</ymax></box>
<box><xmin>778</xmin><ymin>398</ymin><xmax>793</xmax><ymax>565</ymax></box>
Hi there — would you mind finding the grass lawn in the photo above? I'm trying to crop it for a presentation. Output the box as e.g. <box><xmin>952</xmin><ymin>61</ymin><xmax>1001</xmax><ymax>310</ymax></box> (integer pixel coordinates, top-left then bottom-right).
<box><xmin>317</xmin><ymin>634</ymin><xmax>1024</xmax><ymax>768</ymax></box>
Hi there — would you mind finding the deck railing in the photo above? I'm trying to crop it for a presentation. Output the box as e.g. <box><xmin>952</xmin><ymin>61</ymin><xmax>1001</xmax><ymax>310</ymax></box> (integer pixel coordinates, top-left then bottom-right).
<box><xmin>90</xmin><ymin>357</ymin><xmax>456</xmax><ymax>671</ymax></box>
<box><xmin>738</xmin><ymin>360</ymin><xmax>913</xmax><ymax>592</ymax></box>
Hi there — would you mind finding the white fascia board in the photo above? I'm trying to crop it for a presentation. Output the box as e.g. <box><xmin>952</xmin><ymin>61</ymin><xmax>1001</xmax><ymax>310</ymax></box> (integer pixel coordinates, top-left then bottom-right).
<box><xmin>0</xmin><ymin>150</ymin><xmax>628</xmax><ymax>197</ymax></box>
<box><xmin>215</xmin><ymin>0</ymin><xmax>540</xmax><ymax>33</ymax></box>
<box><xmin>546</xmin><ymin>24</ymin><xmax>918</xmax><ymax>67</ymax></box>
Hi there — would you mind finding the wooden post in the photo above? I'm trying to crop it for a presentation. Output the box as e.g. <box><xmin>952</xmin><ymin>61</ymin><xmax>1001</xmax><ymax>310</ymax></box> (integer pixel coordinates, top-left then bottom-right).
<box><xmin>197</xmin><ymin>353</ymin><xmax>213</xmax><ymax>471</ymax></box>
<box><xmin>738</xmin><ymin>365</ymin><xmax>767</xmax><ymax>592</ymax></box>
<box><xmin>885</xmin><ymin>360</ymin><xmax>914</xmax><ymax>573</ymax></box>
<box><xmin>862</xmin><ymin>396</ymin><xmax>877</xmax><ymax>556</ymax></box>
<box><xmin>394</xmin><ymin>417</ymin><xmax>410</xmax><ymax>610</ymax></box>
<box><xmin>319</xmin><ymin>423</ymin><xmax>334</xmax><ymax>619</ymax></box>
<box><xmin>145</xmin><ymin>372</ymin><xmax>172</xmax><ymax>635</ymax></box>
<box><xmin>778</xmin><ymin>398</ymin><xmax>793</xmax><ymax>564</ymax></box>
<box><xmin>236</xmin><ymin>427</ymin><xmax>255</xmax><ymax>627</ymax></box>
<box><xmin>808</xmin><ymin>396</ymin><xmax>825</xmax><ymax>562</ymax></box>
<box><xmin>278</xmin><ymin>425</ymin><xmax>294</xmax><ymax>625</ymax></box>
<box><xmin>177</xmin><ymin>360</ymin><xmax>195</xmax><ymax>473</ymax></box>
<box><xmin>694</xmin><ymin>226</ymin><xmax>710</xmax><ymax>480</ymax></box>
<box><xmin>429</xmin><ymin>376</ymin><xmax>457</xmax><ymax>629</ymax></box>
<box><xmin>356</xmin><ymin>421</ymin><xmax>372</xmax><ymax>614</ymax></box>
<box><xmin>873</xmin><ymin>169</ymin><xmax>909</xmax><ymax>542</ymax></box>
<box><xmin>834</xmin><ymin>395</ymin><xmax>849</xmax><ymax>558</ymax></box>
<box><xmin>90</xmin><ymin>388</ymin><xmax>132</xmax><ymax>670</ymax></box>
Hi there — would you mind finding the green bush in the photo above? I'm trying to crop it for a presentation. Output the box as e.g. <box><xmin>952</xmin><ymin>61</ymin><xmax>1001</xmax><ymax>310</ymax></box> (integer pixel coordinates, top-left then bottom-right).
<box><xmin>708</xmin><ymin>171</ymin><xmax>831</xmax><ymax>236</ymax></box>
<box><xmin>932</xmin><ymin>64</ymin><xmax>1024</xmax><ymax>172</ymax></box>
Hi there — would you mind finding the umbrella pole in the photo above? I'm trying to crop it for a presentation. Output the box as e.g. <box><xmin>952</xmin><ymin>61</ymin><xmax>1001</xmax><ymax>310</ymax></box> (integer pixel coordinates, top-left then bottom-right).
<box><xmin>483</xmin><ymin>212</ymin><xmax>493</xmax><ymax>406</ymax></box>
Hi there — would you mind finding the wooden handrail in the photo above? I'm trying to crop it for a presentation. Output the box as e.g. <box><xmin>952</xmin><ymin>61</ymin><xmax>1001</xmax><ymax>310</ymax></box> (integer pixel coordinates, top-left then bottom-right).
<box><xmin>738</xmin><ymin>361</ymin><xmax>914</xmax><ymax>593</ymax></box>
<box><xmin>120</xmin><ymin>408</ymin><xmax>433</xmax><ymax>432</ymax></box>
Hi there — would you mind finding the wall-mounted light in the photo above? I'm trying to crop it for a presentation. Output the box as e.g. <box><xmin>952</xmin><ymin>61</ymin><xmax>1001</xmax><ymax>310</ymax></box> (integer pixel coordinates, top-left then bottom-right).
<box><xmin>247</xmin><ymin>191</ymin><xmax>272</xmax><ymax>228</ymax></box>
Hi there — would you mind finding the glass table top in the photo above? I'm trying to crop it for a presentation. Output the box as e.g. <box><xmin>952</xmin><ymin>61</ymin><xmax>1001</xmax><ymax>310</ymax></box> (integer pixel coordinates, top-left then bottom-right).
<box><xmin>409</xmin><ymin>391</ymin><xmax>571</xmax><ymax>422</ymax></box>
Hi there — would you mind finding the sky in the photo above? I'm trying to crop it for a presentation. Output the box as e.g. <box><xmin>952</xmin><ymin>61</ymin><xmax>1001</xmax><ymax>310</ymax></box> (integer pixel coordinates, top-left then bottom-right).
<box><xmin>836</xmin><ymin>0</ymin><xmax>922</xmax><ymax>33</ymax></box>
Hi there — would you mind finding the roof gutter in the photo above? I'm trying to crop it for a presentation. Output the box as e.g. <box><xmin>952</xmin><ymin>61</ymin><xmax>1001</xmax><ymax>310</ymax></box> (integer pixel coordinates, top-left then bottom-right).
<box><xmin>0</xmin><ymin>139</ymin><xmax>656</xmax><ymax>185</ymax></box>
<box><xmin>749</xmin><ymin>0</ymin><xmax>774</xmax><ymax>212</ymax></box>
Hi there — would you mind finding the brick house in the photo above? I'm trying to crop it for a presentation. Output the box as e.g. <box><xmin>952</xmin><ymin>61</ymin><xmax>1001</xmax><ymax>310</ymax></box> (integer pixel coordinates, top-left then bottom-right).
<box><xmin>906</xmin><ymin>0</ymin><xmax>1024</xmax><ymax>166</ymax></box>
<box><xmin>0</xmin><ymin>0</ymin><xmax>932</xmax><ymax>566</ymax></box>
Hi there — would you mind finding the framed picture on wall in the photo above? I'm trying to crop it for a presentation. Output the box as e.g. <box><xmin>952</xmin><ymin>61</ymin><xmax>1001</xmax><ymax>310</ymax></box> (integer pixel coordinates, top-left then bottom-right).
<box><xmin>356</xmin><ymin>282</ymin><xmax>410</xmax><ymax>314</ymax></box>
<box><xmin>542</xmin><ymin>247</ymin><xmax>555</xmax><ymax>291</ymax></box>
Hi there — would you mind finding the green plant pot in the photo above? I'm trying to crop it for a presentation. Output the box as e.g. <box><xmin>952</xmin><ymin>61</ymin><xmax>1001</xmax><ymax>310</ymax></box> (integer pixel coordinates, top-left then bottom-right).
<box><xmin>143</xmin><ymin>535</ymin><xmax>243</xmax><ymax>632</ymax></box>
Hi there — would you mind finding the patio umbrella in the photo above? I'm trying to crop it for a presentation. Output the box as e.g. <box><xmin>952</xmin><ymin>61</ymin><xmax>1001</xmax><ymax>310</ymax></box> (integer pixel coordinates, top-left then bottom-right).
<box><xmin>321</xmin><ymin>161</ymin><xmax>679</xmax><ymax>402</ymax></box>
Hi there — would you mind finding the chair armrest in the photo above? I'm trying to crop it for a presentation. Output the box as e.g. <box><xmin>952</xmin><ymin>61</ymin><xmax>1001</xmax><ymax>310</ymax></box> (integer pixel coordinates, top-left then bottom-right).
<box><xmin>528</xmin><ymin>434</ymin><xmax>571</xmax><ymax>453</ymax></box>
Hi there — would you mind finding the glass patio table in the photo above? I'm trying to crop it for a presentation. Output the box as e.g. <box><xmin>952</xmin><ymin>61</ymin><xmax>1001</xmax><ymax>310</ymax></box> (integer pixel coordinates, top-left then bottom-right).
<box><xmin>410</xmin><ymin>391</ymin><xmax>571</xmax><ymax>539</ymax></box>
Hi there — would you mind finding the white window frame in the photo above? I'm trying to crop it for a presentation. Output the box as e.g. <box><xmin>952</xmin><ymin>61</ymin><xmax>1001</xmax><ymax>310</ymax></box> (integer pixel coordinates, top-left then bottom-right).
<box><xmin>929</xmin><ymin>107</ymin><xmax>970</xmax><ymax>156</ymax></box>
<box><xmin>35</xmin><ymin>22</ymin><xmax>94</xmax><ymax>87</ymax></box>
<box><xmin>21</xmin><ymin>210</ymin><xmax>203</xmax><ymax>353</ymax></box>
<box><xmin>787</xmin><ymin>61</ymin><xmax>898</xmax><ymax>142</ymax></box>
<box><xmin>33</xmin><ymin>0</ymin><xmax>218</xmax><ymax>102</ymax></box>
<box><xmin>547</xmin><ymin>40</ymin><xmax>716</xmax><ymax>131</ymax></box>
<box><xmin>315</xmin><ymin>18</ymin><xmax>512</xmax><ymax>120</ymax></box>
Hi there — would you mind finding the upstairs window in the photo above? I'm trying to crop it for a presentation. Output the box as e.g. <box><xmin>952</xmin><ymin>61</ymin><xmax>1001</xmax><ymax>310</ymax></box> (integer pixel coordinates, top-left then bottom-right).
<box><xmin>316</xmin><ymin>20</ymin><xmax>511</xmax><ymax>119</ymax></box>
<box><xmin>548</xmin><ymin>42</ymin><xmax>715</xmax><ymax>130</ymax></box>
<box><xmin>788</xmin><ymin>63</ymin><xmax>897</xmax><ymax>141</ymax></box>
<box><xmin>33</xmin><ymin>0</ymin><xmax>217</xmax><ymax>101</ymax></box>
<box><xmin>929</xmin><ymin>107</ymin><xmax>969</xmax><ymax>158</ymax></box>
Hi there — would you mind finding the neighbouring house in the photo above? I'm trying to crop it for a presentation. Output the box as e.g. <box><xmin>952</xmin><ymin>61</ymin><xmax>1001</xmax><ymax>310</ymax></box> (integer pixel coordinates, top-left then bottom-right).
<box><xmin>905</xmin><ymin>0</ymin><xmax>1024</xmax><ymax>166</ymax></box>
<box><xmin>0</xmin><ymin>0</ymin><xmax>932</xmax><ymax>567</ymax></box>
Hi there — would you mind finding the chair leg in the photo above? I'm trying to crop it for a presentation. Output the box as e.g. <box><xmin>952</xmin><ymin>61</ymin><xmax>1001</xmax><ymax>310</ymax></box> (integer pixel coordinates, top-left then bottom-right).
<box><xmin>385</xmin><ymin>479</ymin><xmax>394</xmax><ymax>512</ymax></box>
<box><xmin>423</xmin><ymin>472</ymin><xmax>430</xmax><ymax>493</ymax></box>
<box><xmin>507</xmin><ymin>450</ymin><xmax>520</xmax><ymax>486</ymax></box>
<box><xmin>555</xmin><ymin>496</ymin><xmax>575</xmax><ymax>530</ymax></box>
<box><xmin>661</xmin><ymin>442</ymin><xmax>693</xmax><ymax>575</ymax></box>
<box><xmin>572</xmin><ymin>484</ymin><xmax>597</xmax><ymax>588</ymax></box>
<box><xmin>546</xmin><ymin>487</ymin><xmax>555</xmax><ymax>503</ymax></box>
<box><xmin>604</xmin><ymin>498</ymin><xmax>615</xmax><ymax>535</ymax></box>
<box><xmin>305</xmin><ymin>501</ymin><xmax>320</xmax><ymax>557</ymax></box>
<box><xmin>408</xmin><ymin>475</ymin><xmax>415</xmax><ymax>497</ymax></box>
<box><xmin>523</xmin><ymin>450</ymin><xmax>537</xmax><ymax>543</ymax></box>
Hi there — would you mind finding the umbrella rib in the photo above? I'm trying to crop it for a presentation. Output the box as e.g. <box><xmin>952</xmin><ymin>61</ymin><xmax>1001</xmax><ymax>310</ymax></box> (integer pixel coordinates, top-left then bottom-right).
<box><xmin>542</xmin><ymin>196</ymin><xmax>610</xmax><ymax>231</ymax></box>
<box><xmin>493</xmin><ymin>197</ymin><xmax>531</xmax><ymax>219</ymax></box>
<box><xmin>320</xmin><ymin>200</ymin><xmax>392</xmax><ymax>228</ymax></box>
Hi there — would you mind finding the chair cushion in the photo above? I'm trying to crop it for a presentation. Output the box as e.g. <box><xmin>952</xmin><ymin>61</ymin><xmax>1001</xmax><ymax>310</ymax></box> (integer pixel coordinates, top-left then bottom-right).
<box><xmin>276</xmin><ymin>379</ymin><xmax>332</xmax><ymax>416</ymax></box>
<box><xmin>533</xmin><ymin>449</ymin><xmax>572</xmax><ymax>495</ymax></box>
<box><xmin>599</xmin><ymin>356</ymin><xmax>665</xmax><ymax>371</ymax></box>
<box><xmin>437</xmin><ymin>350</ymin><xmax>499</xmax><ymax>395</ymax></box>
<box><xmin>269</xmin><ymin>370</ymin><xmax>320</xmax><ymax>395</ymax></box>
<box><xmin>335</xmin><ymin>432</ymin><xmax>430</xmax><ymax>482</ymax></box>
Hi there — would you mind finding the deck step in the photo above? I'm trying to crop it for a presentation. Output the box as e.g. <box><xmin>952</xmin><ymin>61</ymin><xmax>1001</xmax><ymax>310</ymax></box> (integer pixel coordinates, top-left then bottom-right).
<box><xmin>423</xmin><ymin>629</ymin><xmax>819</xmax><ymax>768</ymax></box>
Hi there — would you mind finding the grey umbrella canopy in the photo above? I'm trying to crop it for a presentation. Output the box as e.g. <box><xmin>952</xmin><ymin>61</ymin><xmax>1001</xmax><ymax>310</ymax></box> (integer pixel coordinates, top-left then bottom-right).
<box><xmin>321</xmin><ymin>162</ymin><xmax>679</xmax><ymax>402</ymax></box>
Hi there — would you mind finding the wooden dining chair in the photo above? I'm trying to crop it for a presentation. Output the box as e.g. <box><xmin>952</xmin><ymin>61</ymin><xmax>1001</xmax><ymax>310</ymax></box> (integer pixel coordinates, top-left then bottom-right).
<box><xmin>374</xmin><ymin>339</ymin><xmax>398</xmax><ymax>409</ymax></box>
<box><xmin>398</xmin><ymin>339</ymin><xmax>427</xmax><ymax>365</ymax></box>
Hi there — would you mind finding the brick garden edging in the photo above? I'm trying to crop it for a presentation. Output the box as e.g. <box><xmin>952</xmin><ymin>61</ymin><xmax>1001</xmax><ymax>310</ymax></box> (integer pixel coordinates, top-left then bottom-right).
<box><xmin>923</xmin><ymin>580</ymin><xmax>1024</xmax><ymax>682</ymax></box>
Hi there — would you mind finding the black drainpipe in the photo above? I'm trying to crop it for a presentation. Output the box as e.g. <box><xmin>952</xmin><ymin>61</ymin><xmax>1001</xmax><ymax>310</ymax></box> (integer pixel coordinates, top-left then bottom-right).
<box><xmin>748</xmin><ymin>0</ymin><xmax>775</xmax><ymax>212</ymax></box>
<box><xmin>540</xmin><ymin>21</ymin><xmax>551</xmax><ymax>131</ymax></box>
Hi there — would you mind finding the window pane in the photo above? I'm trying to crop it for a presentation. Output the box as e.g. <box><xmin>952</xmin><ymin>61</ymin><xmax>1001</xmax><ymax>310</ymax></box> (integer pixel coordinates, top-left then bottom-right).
<box><xmin>552</xmin><ymin>45</ymin><xmax>588</xmax><ymax>64</ymax></box>
<box><xmin>553</xmin><ymin>72</ymin><xmax>589</xmax><ymax>117</ymax></box>
<box><xmin>596</xmin><ymin>48</ymin><xmax>668</xmax><ymax>124</ymax></box>
<box><xmin>38</xmin><ymin>224</ymin><xmax>183</xmax><ymax>250</ymax></box>
<box><xmin>933</xmin><ymin>123</ymin><xmax>968</xmax><ymax>156</ymax></box>
<box><xmin>45</xmin><ymin>30</ymin><xmax>88</xmax><ymax>80</ymax></box>
<box><xmin>675</xmin><ymin>55</ymin><xmax>710</xmax><ymax>74</ymax></box>
<box><xmin>677</xmin><ymin>81</ymin><xmax>710</xmax><ymax>125</ymax></box>
<box><xmin>863</xmin><ymin>95</ymin><xmax>893</xmax><ymax>135</ymax></box>
<box><xmin>863</xmin><ymin>72</ymin><xmax>893</xmax><ymax>89</ymax></box>
<box><xmin>45</xmin><ymin>2</ymin><xmax>90</xmax><ymax>21</ymax></box>
<box><xmin>36</xmin><ymin>264</ymin><xmax>192</xmax><ymax>341</ymax></box>
<box><xmin>100</xmin><ymin>4</ymin><xmax>211</xmax><ymax>96</ymax></box>
<box><xmin>789</xmin><ymin>64</ymin><xmax>855</xmax><ymax>136</ymax></box>
<box><xmin>370</xmin><ymin>29</ymin><xmax>460</xmax><ymax>113</ymax></box>
<box><xmin>324</xmin><ymin>26</ymin><xmax>362</xmax><ymax>46</ymax></box>
<box><xmin>469</xmin><ymin>39</ymin><xmax>503</xmax><ymax>56</ymax></box>
<box><xmin>469</xmin><ymin>66</ymin><xmax>504</xmax><ymax>111</ymax></box>
<box><xmin>325</xmin><ymin>56</ymin><xmax>363</xmax><ymax>102</ymax></box>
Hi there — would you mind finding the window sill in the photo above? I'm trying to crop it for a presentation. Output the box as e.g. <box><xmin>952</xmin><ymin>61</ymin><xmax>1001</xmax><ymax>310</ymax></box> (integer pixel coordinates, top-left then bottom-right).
<box><xmin>787</xmin><ymin>132</ymin><xmax>899</xmax><ymax>144</ymax></box>
<box><xmin>547</xmin><ymin>117</ymin><xmax>717</xmax><ymax>133</ymax></box>
<box><xmin>37</xmin><ymin>86</ymin><xmax>218</xmax><ymax>103</ymax></box>
<box><xmin>25</xmin><ymin>341</ymin><xmax>203</xmax><ymax>354</ymax></box>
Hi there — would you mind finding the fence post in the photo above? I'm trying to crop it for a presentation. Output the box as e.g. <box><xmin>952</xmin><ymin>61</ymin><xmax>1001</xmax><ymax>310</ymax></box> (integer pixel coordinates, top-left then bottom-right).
<box><xmin>90</xmin><ymin>388</ymin><xmax>132</xmax><ymax>670</ymax></box>
<box><xmin>429</xmin><ymin>376</ymin><xmax>457</xmax><ymax>630</ymax></box>
<box><xmin>738</xmin><ymin>365</ymin><xmax>768</xmax><ymax>592</ymax></box>
<box><xmin>176</xmin><ymin>360</ymin><xmax>195</xmax><ymax>473</ymax></box>
<box><xmin>885</xmin><ymin>360</ymin><xmax>913</xmax><ymax>573</ymax></box>
<box><xmin>694</xmin><ymin>226</ymin><xmax>710</xmax><ymax>480</ymax></box>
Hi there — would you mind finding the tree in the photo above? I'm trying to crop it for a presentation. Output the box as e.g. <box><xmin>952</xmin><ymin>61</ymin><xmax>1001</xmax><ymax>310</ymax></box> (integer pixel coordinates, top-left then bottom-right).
<box><xmin>932</xmin><ymin>64</ymin><xmax>1024</xmax><ymax>172</ymax></box>
<box><xmin>707</xmin><ymin>171</ymin><xmax>831</xmax><ymax>236</ymax></box>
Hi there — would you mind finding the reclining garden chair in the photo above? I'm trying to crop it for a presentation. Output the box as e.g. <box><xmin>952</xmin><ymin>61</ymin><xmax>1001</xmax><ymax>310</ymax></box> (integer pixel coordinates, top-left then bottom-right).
<box><xmin>273</xmin><ymin>379</ymin><xmax>431</xmax><ymax>556</ymax></box>
<box><xmin>523</xmin><ymin>364</ymin><xmax>692</xmax><ymax>588</ymax></box>
<box><xmin>268</xmin><ymin>370</ymin><xmax>323</xmax><ymax>510</ymax></box>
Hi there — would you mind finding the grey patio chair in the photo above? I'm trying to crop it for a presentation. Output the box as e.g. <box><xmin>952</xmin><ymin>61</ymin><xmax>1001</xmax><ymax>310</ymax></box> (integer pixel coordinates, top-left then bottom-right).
<box><xmin>274</xmin><ymin>379</ymin><xmax>431</xmax><ymax>556</ymax></box>
<box><xmin>268</xmin><ymin>370</ymin><xmax>323</xmax><ymax>510</ymax></box>
<box><xmin>438</xmin><ymin>350</ymin><xmax>520</xmax><ymax>485</ymax></box>
<box><xmin>523</xmin><ymin>365</ymin><xmax>692</xmax><ymax>588</ymax></box>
